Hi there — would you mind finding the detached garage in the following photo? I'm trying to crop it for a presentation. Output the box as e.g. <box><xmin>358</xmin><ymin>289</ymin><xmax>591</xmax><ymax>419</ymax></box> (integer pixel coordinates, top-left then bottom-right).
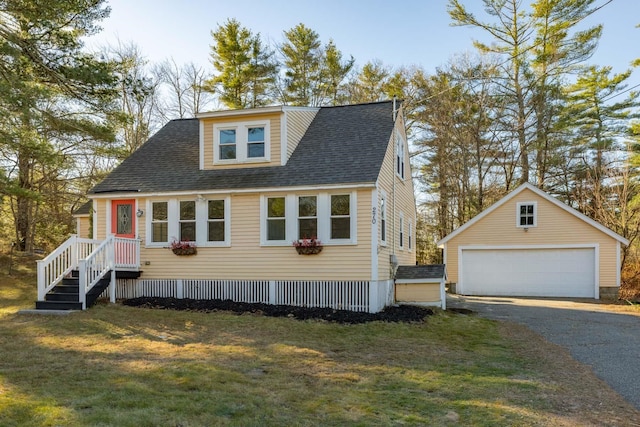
<box><xmin>438</xmin><ymin>183</ymin><xmax>629</xmax><ymax>299</ymax></box>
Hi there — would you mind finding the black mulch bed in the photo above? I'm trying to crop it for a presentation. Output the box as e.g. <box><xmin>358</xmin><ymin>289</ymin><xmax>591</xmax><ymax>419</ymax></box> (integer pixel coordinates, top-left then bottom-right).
<box><xmin>122</xmin><ymin>297</ymin><xmax>435</xmax><ymax>324</ymax></box>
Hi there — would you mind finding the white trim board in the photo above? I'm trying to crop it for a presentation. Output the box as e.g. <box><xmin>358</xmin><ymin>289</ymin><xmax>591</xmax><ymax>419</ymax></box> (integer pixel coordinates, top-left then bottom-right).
<box><xmin>438</xmin><ymin>183</ymin><xmax>629</xmax><ymax>246</ymax></box>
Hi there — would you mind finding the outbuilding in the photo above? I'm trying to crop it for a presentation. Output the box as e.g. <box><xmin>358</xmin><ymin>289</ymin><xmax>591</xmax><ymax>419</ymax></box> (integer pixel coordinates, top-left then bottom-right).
<box><xmin>437</xmin><ymin>183</ymin><xmax>629</xmax><ymax>299</ymax></box>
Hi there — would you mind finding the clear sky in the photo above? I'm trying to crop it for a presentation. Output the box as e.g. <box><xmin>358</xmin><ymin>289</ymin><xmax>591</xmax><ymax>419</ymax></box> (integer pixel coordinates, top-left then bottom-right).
<box><xmin>88</xmin><ymin>0</ymin><xmax>639</xmax><ymax>93</ymax></box>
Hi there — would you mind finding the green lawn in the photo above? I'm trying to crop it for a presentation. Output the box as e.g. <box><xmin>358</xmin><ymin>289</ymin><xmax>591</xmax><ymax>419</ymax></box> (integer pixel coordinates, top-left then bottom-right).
<box><xmin>0</xmin><ymin>254</ymin><xmax>638</xmax><ymax>426</ymax></box>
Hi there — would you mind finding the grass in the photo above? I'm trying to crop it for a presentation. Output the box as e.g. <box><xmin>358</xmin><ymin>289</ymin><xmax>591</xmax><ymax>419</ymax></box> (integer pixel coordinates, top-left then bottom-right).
<box><xmin>0</xmin><ymin>254</ymin><xmax>638</xmax><ymax>426</ymax></box>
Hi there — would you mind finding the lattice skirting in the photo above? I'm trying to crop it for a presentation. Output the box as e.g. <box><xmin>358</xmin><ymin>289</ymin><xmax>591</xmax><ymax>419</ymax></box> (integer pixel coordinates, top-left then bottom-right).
<box><xmin>111</xmin><ymin>278</ymin><xmax>394</xmax><ymax>313</ymax></box>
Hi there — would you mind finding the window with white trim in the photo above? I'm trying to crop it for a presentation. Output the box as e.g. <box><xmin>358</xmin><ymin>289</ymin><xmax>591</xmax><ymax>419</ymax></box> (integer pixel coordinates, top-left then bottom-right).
<box><xmin>399</xmin><ymin>213</ymin><xmax>404</xmax><ymax>249</ymax></box>
<box><xmin>261</xmin><ymin>193</ymin><xmax>356</xmax><ymax>245</ymax></box>
<box><xmin>517</xmin><ymin>202</ymin><xmax>537</xmax><ymax>227</ymax></box>
<box><xmin>266</xmin><ymin>197</ymin><xmax>286</xmax><ymax>241</ymax></box>
<box><xmin>396</xmin><ymin>131</ymin><xmax>405</xmax><ymax>179</ymax></box>
<box><xmin>179</xmin><ymin>201</ymin><xmax>196</xmax><ymax>241</ymax></box>
<box><xmin>214</xmin><ymin>120</ymin><xmax>270</xmax><ymax>164</ymax></box>
<box><xmin>408</xmin><ymin>219</ymin><xmax>412</xmax><ymax>250</ymax></box>
<box><xmin>380</xmin><ymin>191</ymin><xmax>387</xmax><ymax>245</ymax></box>
<box><xmin>219</xmin><ymin>129</ymin><xmax>236</xmax><ymax>160</ymax></box>
<box><xmin>207</xmin><ymin>200</ymin><xmax>225</xmax><ymax>242</ymax></box>
<box><xmin>146</xmin><ymin>197</ymin><xmax>230</xmax><ymax>247</ymax></box>
<box><xmin>298</xmin><ymin>196</ymin><xmax>318</xmax><ymax>239</ymax></box>
<box><xmin>151</xmin><ymin>202</ymin><xmax>168</xmax><ymax>243</ymax></box>
<box><xmin>330</xmin><ymin>194</ymin><xmax>350</xmax><ymax>239</ymax></box>
<box><xmin>247</xmin><ymin>126</ymin><xmax>265</xmax><ymax>158</ymax></box>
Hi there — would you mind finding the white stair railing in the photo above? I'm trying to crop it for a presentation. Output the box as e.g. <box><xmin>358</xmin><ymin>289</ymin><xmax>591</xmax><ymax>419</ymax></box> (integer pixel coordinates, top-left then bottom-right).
<box><xmin>37</xmin><ymin>235</ymin><xmax>140</xmax><ymax>309</ymax></box>
<box><xmin>36</xmin><ymin>235</ymin><xmax>101</xmax><ymax>301</ymax></box>
<box><xmin>78</xmin><ymin>236</ymin><xmax>115</xmax><ymax>310</ymax></box>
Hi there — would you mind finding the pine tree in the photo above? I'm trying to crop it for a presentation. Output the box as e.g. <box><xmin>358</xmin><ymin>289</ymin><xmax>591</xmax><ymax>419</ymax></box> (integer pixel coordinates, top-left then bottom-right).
<box><xmin>280</xmin><ymin>23</ymin><xmax>323</xmax><ymax>106</ymax></box>
<box><xmin>208</xmin><ymin>18</ymin><xmax>276</xmax><ymax>109</ymax></box>
<box><xmin>0</xmin><ymin>0</ymin><xmax>119</xmax><ymax>251</ymax></box>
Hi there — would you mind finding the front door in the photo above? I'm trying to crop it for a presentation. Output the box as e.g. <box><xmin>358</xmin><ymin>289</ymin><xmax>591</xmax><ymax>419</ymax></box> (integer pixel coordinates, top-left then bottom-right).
<box><xmin>111</xmin><ymin>199</ymin><xmax>136</xmax><ymax>238</ymax></box>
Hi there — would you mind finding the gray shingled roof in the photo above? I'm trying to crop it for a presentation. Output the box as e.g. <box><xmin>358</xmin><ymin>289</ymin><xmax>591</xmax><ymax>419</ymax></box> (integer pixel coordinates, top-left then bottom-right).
<box><xmin>396</xmin><ymin>265</ymin><xmax>446</xmax><ymax>281</ymax></box>
<box><xmin>72</xmin><ymin>200</ymin><xmax>92</xmax><ymax>216</ymax></box>
<box><xmin>90</xmin><ymin>101</ymin><xmax>395</xmax><ymax>194</ymax></box>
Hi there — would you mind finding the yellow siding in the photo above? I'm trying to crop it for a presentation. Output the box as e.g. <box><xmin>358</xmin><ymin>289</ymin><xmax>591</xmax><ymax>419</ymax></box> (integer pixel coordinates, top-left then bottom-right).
<box><xmin>286</xmin><ymin>109</ymin><xmax>318</xmax><ymax>160</ymax></box>
<box><xmin>376</xmin><ymin>112</ymin><xmax>417</xmax><ymax>280</ymax></box>
<box><xmin>95</xmin><ymin>199</ymin><xmax>107</xmax><ymax>240</ymax></box>
<box><xmin>396</xmin><ymin>283</ymin><xmax>441</xmax><ymax>303</ymax></box>
<box><xmin>444</xmin><ymin>188</ymin><xmax>619</xmax><ymax>289</ymax></box>
<box><xmin>201</xmin><ymin>112</ymin><xmax>282</xmax><ymax>169</ymax></box>
<box><xmin>135</xmin><ymin>190</ymin><xmax>373</xmax><ymax>280</ymax></box>
<box><xmin>76</xmin><ymin>216</ymin><xmax>90</xmax><ymax>239</ymax></box>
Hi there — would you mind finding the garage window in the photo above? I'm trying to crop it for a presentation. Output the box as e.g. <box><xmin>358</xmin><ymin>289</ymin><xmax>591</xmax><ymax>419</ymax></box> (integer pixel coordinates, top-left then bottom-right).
<box><xmin>517</xmin><ymin>202</ymin><xmax>537</xmax><ymax>227</ymax></box>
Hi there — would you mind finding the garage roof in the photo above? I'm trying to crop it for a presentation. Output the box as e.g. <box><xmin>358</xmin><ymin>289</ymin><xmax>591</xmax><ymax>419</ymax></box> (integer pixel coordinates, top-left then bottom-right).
<box><xmin>437</xmin><ymin>183</ymin><xmax>629</xmax><ymax>247</ymax></box>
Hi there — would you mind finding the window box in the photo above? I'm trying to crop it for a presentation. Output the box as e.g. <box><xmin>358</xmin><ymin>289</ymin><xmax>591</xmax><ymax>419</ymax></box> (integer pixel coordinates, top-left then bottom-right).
<box><xmin>170</xmin><ymin>239</ymin><xmax>197</xmax><ymax>256</ymax></box>
<box><xmin>172</xmin><ymin>246</ymin><xmax>197</xmax><ymax>256</ymax></box>
<box><xmin>293</xmin><ymin>237</ymin><xmax>323</xmax><ymax>255</ymax></box>
<box><xmin>295</xmin><ymin>245</ymin><xmax>323</xmax><ymax>255</ymax></box>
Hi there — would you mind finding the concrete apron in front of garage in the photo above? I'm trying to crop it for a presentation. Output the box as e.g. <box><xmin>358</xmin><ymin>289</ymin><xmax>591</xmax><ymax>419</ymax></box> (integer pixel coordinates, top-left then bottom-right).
<box><xmin>447</xmin><ymin>294</ymin><xmax>640</xmax><ymax>410</ymax></box>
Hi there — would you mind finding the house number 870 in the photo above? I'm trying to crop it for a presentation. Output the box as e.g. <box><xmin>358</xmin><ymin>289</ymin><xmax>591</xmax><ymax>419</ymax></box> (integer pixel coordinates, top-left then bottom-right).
<box><xmin>371</xmin><ymin>207</ymin><xmax>377</xmax><ymax>224</ymax></box>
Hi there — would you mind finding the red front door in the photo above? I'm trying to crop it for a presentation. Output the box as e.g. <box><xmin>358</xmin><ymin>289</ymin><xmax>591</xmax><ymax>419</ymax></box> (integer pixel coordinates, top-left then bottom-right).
<box><xmin>111</xmin><ymin>199</ymin><xmax>136</xmax><ymax>238</ymax></box>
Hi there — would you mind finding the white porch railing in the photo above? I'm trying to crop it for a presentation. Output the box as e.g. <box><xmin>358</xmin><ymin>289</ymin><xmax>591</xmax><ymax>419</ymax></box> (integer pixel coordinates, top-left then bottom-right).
<box><xmin>37</xmin><ymin>235</ymin><xmax>140</xmax><ymax>309</ymax></box>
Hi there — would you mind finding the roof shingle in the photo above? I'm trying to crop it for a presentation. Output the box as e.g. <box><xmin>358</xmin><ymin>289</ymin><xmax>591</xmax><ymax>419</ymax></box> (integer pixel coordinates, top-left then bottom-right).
<box><xmin>396</xmin><ymin>265</ymin><xmax>446</xmax><ymax>281</ymax></box>
<box><xmin>90</xmin><ymin>101</ymin><xmax>395</xmax><ymax>194</ymax></box>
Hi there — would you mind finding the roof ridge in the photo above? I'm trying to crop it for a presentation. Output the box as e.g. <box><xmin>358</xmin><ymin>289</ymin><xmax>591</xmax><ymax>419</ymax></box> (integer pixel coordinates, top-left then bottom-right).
<box><xmin>319</xmin><ymin>100</ymin><xmax>394</xmax><ymax>109</ymax></box>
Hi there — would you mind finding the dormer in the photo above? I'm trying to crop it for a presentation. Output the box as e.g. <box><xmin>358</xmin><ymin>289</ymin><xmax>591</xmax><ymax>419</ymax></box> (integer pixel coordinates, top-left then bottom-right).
<box><xmin>196</xmin><ymin>105</ymin><xmax>319</xmax><ymax>170</ymax></box>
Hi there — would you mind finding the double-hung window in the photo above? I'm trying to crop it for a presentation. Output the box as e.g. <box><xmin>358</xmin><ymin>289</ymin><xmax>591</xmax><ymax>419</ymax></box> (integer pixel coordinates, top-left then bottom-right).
<box><xmin>151</xmin><ymin>202</ymin><xmax>168</xmax><ymax>243</ymax></box>
<box><xmin>517</xmin><ymin>202</ymin><xmax>536</xmax><ymax>227</ymax></box>
<box><xmin>219</xmin><ymin>129</ymin><xmax>236</xmax><ymax>160</ymax></box>
<box><xmin>179</xmin><ymin>201</ymin><xmax>196</xmax><ymax>241</ymax></box>
<box><xmin>298</xmin><ymin>196</ymin><xmax>317</xmax><ymax>239</ymax></box>
<box><xmin>330</xmin><ymin>195</ymin><xmax>350</xmax><ymax>239</ymax></box>
<box><xmin>207</xmin><ymin>200</ymin><xmax>225</xmax><ymax>242</ymax></box>
<box><xmin>214</xmin><ymin>121</ymin><xmax>269</xmax><ymax>164</ymax></box>
<box><xmin>247</xmin><ymin>126</ymin><xmax>265</xmax><ymax>158</ymax></box>
<box><xmin>267</xmin><ymin>197</ymin><xmax>286</xmax><ymax>241</ymax></box>
<box><xmin>261</xmin><ymin>193</ymin><xmax>356</xmax><ymax>245</ymax></box>
<box><xmin>408</xmin><ymin>220</ymin><xmax>413</xmax><ymax>250</ymax></box>
<box><xmin>146</xmin><ymin>198</ymin><xmax>230</xmax><ymax>247</ymax></box>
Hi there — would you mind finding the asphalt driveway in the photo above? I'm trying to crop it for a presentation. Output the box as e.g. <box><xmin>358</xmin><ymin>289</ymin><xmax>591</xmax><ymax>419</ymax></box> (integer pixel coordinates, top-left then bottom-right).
<box><xmin>447</xmin><ymin>295</ymin><xmax>640</xmax><ymax>410</ymax></box>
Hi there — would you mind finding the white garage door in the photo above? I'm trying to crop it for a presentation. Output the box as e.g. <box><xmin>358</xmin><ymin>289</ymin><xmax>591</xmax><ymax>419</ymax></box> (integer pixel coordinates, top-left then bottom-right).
<box><xmin>460</xmin><ymin>247</ymin><xmax>596</xmax><ymax>298</ymax></box>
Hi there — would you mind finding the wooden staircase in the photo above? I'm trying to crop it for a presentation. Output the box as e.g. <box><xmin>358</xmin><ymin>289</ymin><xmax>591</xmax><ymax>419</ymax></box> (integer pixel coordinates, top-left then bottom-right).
<box><xmin>35</xmin><ymin>269</ymin><xmax>142</xmax><ymax>311</ymax></box>
<box><xmin>36</xmin><ymin>270</ymin><xmax>111</xmax><ymax>311</ymax></box>
<box><xmin>36</xmin><ymin>235</ymin><xmax>141</xmax><ymax>311</ymax></box>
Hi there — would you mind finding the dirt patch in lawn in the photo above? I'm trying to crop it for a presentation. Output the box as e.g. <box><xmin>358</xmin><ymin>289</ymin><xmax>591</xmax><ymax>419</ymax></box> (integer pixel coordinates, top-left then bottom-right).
<box><xmin>122</xmin><ymin>297</ymin><xmax>434</xmax><ymax>324</ymax></box>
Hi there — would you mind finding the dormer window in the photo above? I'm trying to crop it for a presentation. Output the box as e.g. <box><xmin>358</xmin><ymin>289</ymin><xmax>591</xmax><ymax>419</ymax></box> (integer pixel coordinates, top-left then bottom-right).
<box><xmin>214</xmin><ymin>120</ymin><xmax>270</xmax><ymax>164</ymax></box>
<box><xmin>247</xmin><ymin>126</ymin><xmax>265</xmax><ymax>158</ymax></box>
<box><xmin>517</xmin><ymin>202</ymin><xmax>537</xmax><ymax>228</ymax></box>
<box><xmin>219</xmin><ymin>129</ymin><xmax>236</xmax><ymax>160</ymax></box>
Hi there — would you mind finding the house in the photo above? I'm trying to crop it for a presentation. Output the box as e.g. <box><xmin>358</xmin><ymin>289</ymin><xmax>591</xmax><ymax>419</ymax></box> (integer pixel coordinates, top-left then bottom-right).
<box><xmin>438</xmin><ymin>183</ymin><xmax>629</xmax><ymax>299</ymax></box>
<box><xmin>36</xmin><ymin>101</ymin><xmax>418</xmax><ymax>312</ymax></box>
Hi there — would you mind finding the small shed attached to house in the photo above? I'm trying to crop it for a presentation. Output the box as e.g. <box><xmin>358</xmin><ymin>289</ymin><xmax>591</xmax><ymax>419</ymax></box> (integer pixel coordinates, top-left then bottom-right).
<box><xmin>395</xmin><ymin>264</ymin><xmax>446</xmax><ymax>309</ymax></box>
<box><xmin>438</xmin><ymin>183</ymin><xmax>629</xmax><ymax>300</ymax></box>
<box><xmin>72</xmin><ymin>201</ymin><xmax>92</xmax><ymax>239</ymax></box>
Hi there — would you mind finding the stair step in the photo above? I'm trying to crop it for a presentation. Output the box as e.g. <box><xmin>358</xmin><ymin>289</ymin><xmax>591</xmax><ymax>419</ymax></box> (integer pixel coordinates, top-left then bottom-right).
<box><xmin>53</xmin><ymin>283</ymin><xmax>79</xmax><ymax>293</ymax></box>
<box><xmin>45</xmin><ymin>293</ymin><xmax>79</xmax><ymax>302</ymax></box>
<box><xmin>36</xmin><ymin>300</ymin><xmax>83</xmax><ymax>311</ymax></box>
<box><xmin>62</xmin><ymin>277</ymin><xmax>79</xmax><ymax>286</ymax></box>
